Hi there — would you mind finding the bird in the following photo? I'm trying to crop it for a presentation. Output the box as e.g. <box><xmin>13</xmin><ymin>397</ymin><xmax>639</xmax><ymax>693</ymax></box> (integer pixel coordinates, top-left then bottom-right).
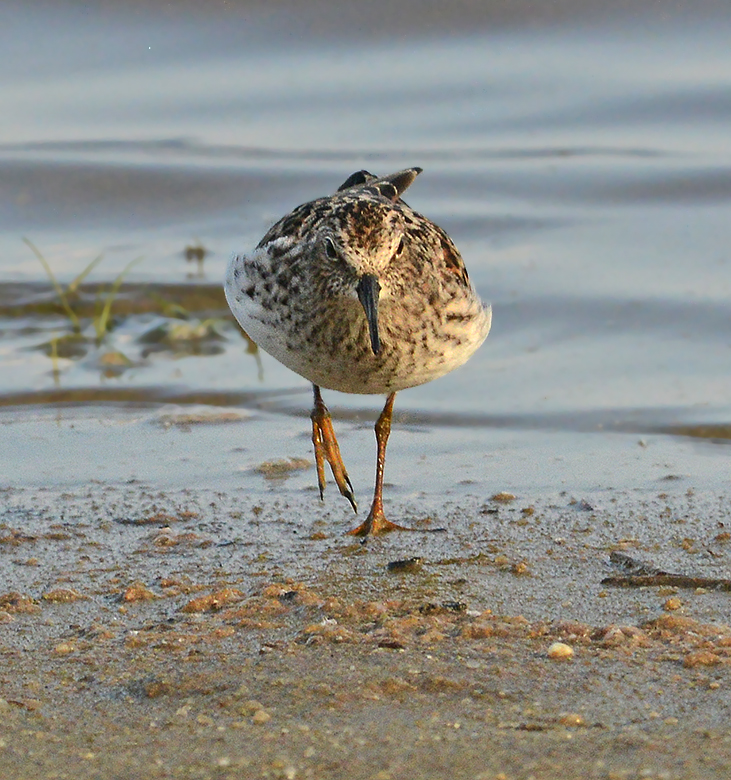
<box><xmin>224</xmin><ymin>167</ymin><xmax>491</xmax><ymax>536</ymax></box>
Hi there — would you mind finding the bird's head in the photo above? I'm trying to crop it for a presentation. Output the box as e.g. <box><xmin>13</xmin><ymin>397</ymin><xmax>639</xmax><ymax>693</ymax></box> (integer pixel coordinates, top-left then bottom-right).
<box><xmin>316</xmin><ymin>168</ymin><xmax>422</xmax><ymax>355</ymax></box>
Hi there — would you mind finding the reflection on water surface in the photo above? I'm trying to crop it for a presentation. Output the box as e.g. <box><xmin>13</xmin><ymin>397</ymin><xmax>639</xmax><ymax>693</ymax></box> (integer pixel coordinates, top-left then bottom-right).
<box><xmin>0</xmin><ymin>0</ymin><xmax>729</xmax><ymax>489</ymax></box>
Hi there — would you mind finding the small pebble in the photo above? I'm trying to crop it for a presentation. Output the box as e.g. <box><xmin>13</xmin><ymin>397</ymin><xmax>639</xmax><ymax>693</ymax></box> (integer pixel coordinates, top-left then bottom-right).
<box><xmin>510</xmin><ymin>561</ymin><xmax>530</xmax><ymax>577</ymax></box>
<box><xmin>558</xmin><ymin>713</ymin><xmax>585</xmax><ymax>727</ymax></box>
<box><xmin>239</xmin><ymin>699</ymin><xmax>265</xmax><ymax>715</ymax></box>
<box><xmin>491</xmin><ymin>491</ymin><xmax>516</xmax><ymax>503</ymax></box>
<box><xmin>387</xmin><ymin>557</ymin><xmax>423</xmax><ymax>574</ymax></box>
<box><xmin>547</xmin><ymin>641</ymin><xmax>574</xmax><ymax>660</ymax></box>
<box><xmin>252</xmin><ymin>709</ymin><xmax>271</xmax><ymax>725</ymax></box>
<box><xmin>663</xmin><ymin>597</ymin><xmax>682</xmax><ymax>611</ymax></box>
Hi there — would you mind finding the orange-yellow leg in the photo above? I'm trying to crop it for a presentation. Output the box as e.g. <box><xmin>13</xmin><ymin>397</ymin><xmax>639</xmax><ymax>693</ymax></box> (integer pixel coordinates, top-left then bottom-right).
<box><xmin>311</xmin><ymin>385</ymin><xmax>357</xmax><ymax>512</ymax></box>
<box><xmin>348</xmin><ymin>392</ymin><xmax>412</xmax><ymax>536</ymax></box>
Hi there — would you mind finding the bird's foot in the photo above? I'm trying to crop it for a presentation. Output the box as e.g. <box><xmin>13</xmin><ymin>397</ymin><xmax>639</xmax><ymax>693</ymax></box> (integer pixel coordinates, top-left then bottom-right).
<box><xmin>347</xmin><ymin>505</ymin><xmax>413</xmax><ymax>536</ymax></box>
<box><xmin>311</xmin><ymin>401</ymin><xmax>357</xmax><ymax>513</ymax></box>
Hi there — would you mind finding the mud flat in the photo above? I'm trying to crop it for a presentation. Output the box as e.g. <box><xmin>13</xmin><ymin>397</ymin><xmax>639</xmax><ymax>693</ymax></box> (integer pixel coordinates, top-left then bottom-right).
<box><xmin>2</xmin><ymin>482</ymin><xmax>731</xmax><ymax>780</ymax></box>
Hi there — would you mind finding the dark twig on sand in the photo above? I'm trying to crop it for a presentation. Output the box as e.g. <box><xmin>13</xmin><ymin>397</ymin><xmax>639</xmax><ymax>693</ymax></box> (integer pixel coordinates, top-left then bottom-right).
<box><xmin>602</xmin><ymin>551</ymin><xmax>731</xmax><ymax>591</ymax></box>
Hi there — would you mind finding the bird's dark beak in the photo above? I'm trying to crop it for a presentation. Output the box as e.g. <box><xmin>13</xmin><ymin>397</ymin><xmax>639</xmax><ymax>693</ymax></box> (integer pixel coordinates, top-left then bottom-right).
<box><xmin>356</xmin><ymin>274</ymin><xmax>381</xmax><ymax>355</ymax></box>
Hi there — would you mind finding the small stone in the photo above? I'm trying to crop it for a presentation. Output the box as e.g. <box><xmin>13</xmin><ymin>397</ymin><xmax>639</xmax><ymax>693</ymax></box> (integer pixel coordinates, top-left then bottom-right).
<box><xmin>558</xmin><ymin>713</ymin><xmax>585</xmax><ymax>727</ymax></box>
<box><xmin>491</xmin><ymin>491</ymin><xmax>516</xmax><ymax>503</ymax></box>
<box><xmin>239</xmin><ymin>699</ymin><xmax>265</xmax><ymax>715</ymax></box>
<box><xmin>98</xmin><ymin>351</ymin><xmax>130</xmax><ymax>366</ymax></box>
<box><xmin>510</xmin><ymin>561</ymin><xmax>530</xmax><ymax>576</ymax></box>
<box><xmin>547</xmin><ymin>642</ymin><xmax>574</xmax><ymax>660</ymax></box>
<box><xmin>663</xmin><ymin>597</ymin><xmax>682</xmax><ymax>611</ymax></box>
<box><xmin>252</xmin><ymin>709</ymin><xmax>271</xmax><ymax>725</ymax></box>
<box><xmin>387</xmin><ymin>557</ymin><xmax>423</xmax><ymax>574</ymax></box>
<box><xmin>53</xmin><ymin>642</ymin><xmax>75</xmax><ymax>655</ymax></box>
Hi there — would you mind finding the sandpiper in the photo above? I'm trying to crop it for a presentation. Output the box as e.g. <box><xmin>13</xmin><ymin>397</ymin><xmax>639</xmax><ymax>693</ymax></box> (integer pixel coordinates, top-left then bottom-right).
<box><xmin>225</xmin><ymin>168</ymin><xmax>491</xmax><ymax>535</ymax></box>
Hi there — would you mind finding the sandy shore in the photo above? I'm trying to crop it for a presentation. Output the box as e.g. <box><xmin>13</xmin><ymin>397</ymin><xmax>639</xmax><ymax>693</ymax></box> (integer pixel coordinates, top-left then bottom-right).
<box><xmin>2</xmin><ymin>484</ymin><xmax>731</xmax><ymax>780</ymax></box>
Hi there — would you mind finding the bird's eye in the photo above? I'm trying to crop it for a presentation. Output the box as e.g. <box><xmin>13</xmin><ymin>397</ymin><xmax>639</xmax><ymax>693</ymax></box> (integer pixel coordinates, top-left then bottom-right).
<box><xmin>395</xmin><ymin>237</ymin><xmax>405</xmax><ymax>257</ymax></box>
<box><xmin>325</xmin><ymin>238</ymin><xmax>338</xmax><ymax>259</ymax></box>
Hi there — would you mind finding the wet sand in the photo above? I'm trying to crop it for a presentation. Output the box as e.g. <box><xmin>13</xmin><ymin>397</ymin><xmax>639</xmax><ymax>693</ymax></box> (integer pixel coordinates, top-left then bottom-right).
<box><xmin>2</xmin><ymin>478</ymin><xmax>731</xmax><ymax>780</ymax></box>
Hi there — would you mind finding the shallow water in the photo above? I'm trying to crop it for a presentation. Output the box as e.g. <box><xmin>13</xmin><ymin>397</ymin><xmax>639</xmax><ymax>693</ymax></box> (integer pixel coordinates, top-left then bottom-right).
<box><xmin>1</xmin><ymin>0</ymin><xmax>730</xmax><ymax>496</ymax></box>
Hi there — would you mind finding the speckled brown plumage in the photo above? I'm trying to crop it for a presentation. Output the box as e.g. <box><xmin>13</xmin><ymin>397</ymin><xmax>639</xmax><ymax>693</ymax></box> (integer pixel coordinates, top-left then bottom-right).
<box><xmin>225</xmin><ymin>168</ymin><xmax>491</xmax><ymax>535</ymax></box>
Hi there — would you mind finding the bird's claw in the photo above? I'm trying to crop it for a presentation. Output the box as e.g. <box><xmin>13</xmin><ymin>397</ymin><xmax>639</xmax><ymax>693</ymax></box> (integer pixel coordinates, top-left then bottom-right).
<box><xmin>311</xmin><ymin>398</ymin><xmax>357</xmax><ymax>513</ymax></box>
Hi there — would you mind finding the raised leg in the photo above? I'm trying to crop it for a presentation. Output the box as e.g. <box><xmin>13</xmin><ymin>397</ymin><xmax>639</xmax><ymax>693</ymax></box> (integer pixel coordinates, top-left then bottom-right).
<box><xmin>311</xmin><ymin>385</ymin><xmax>357</xmax><ymax>512</ymax></box>
<box><xmin>348</xmin><ymin>392</ymin><xmax>411</xmax><ymax>536</ymax></box>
